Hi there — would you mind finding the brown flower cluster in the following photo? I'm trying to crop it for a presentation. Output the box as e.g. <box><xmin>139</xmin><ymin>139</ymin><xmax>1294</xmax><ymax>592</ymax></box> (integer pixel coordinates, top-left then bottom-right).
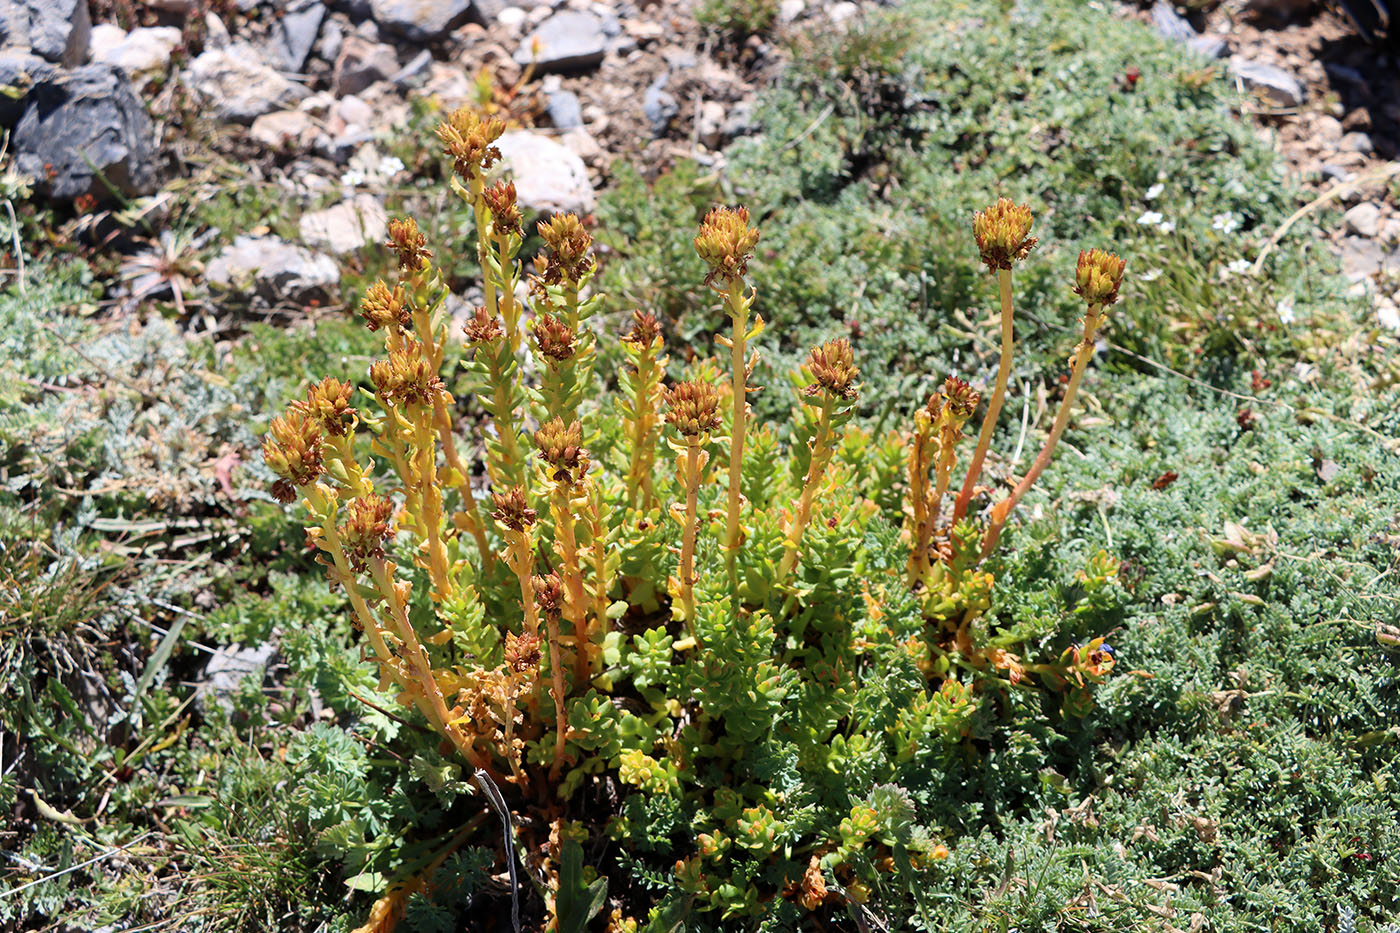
<box><xmin>386</xmin><ymin>218</ymin><xmax>431</xmax><ymax>273</ymax></box>
<box><xmin>972</xmin><ymin>198</ymin><xmax>1037</xmax><ymax>272</ymax></box>
<box><xmin>537</xmin><ymin>213</ymin><xmax>594</xmax><ymax>285</ymax></box>
<box><xmin>938</xmin><ymin>376</ymin><xmax>980</xmax><ymax>419</ymax></box>
<box><xmin>531</xmin><ymin>572</ymin><xmax>564</xmax><ymax>614</ymax></box>
<box><xmin>533</xmin><ymin>418</ymin><xmax>589</xmax><ymax>483</ymax></box>
<box><xmin>338</xmin><ymin>493</ymin><xmax>395</xmax><ymax>570</ymax></box>
<box><xmin>694</xmin><ymin>205</ymin><xmax>759</xmax><ymax>286</ymax></box>
<box><xmin>490</xmin><ymin>487</ymin><xmax>537</xmax><ymax>531</ymax></box>
<box><xmin>622</xmin><ymin>310</ymin><xmax>662</xmax><ymax>349</ymax></box>
<box><xmin>504</xmin><ymin>630</ymin><xmax>541</xmax><ymax>674</ymax></box>
<box><xmin>483</xmin><ymin>180</ymin><xmax>523</xmax><ymax>237</ymax></box>
<box><xmin>434</xmin><ymin>107</ymin><xmax>505</xmax><ymax>181</ymax></box>
<box><xmin>803</xmin><ymin>338</ymin><xmax>860</xmax><ymax>401</ymax></box>
<box><xmin>664</xmin><ymin>381</ymin><xmax>723</xmax><ymax>438</ymax></box>
<box><xmin>293</xmin><ymin>376</ymin><xmax>356</xmax><ymax>437</ymax></box>
<box><xmin>369</xmin><ymin>338</ymin><xmax>445</xmax><ymax>407</ymax></box>
<box><xmin>263</xmin><ymin>410</ymin><xmax>324</xmax><ymax>501</ymax></box>
<box><xmin>462</xmin><ymin>306</ymin><xmax>504</xmax><ymax>346</ymax></box>
<box><xmin>531</xmin><ymin>315</ymin><xmax>576</xmax><ymax>362</ymax></box>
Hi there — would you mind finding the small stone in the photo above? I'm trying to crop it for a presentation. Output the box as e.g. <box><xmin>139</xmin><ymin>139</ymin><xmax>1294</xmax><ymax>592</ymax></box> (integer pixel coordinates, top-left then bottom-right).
<box><xmin>696</xmin><ymin>99</ymin><xmax>725</xmax><ymax>149</ymax></box>
<box><xmin>315</xmin><ymin>18</ymin><xmax>343</xmax><ymax>63</ymax></box>
<box><xmin>1344</xmin><ymin>202</ymin><xmax>1382</xmax><ymax>238</ymax></box>
<box><xmin>368</xmin><ymin>0</ymin><xmax>472</xmax><ymax>42</ymax></box>
<box><xmin>777</xmin><ymin>0</ymin><xmax>803</xmax><ymax>22</ymax></box>
<box><xmin>13</xmin><ymin>63</ymin><xmax>155</xmax><ymax>199</ymax></box>
<box><xmin>268</xmin><ymin>0</ymin><xmax>324</xmax><ymax>72</ymax></box>
<box><xmin>90</xmin><ymin>24</ymin><xmax>182</xmax><ymax>75</ymax></box>
<box><xmin>828</xmin><ymin>1</ymin><xmax>857</xmax><ymax>24</ymax></box>
<box><xmin>1230</xmin><ymin>58</ymin><xmax>1304</xmax><ymax>108</ymax></box>
<box><xmin>1320</xmin><ymin>164</ymin><xmax>1351</xmax><ymax>183</ymax></box>
<box><xmin>1339</xmin><ymin>236</ymin><xmax>1389</xmax><ymax>281</ymax></box>
<box><xmin>186</xmin><ymin>43</ymin><xmax>310</xmax><ymax>123</ymax></box>
<box><xmin>1186</xmin><ymin>34</ymin><xmax>1228</xmax><ymax>59</ymax></box>
<box><xmin>546</xmin><ymin>88</ymin><xmax>583</xmax><ymax>129</ymax></box>
<box><xmin>643</xmin><ymin>74</ymin><xmax>676</xmax><ymax>136</ymax></box>
<box><xmin>206</xmin><ymin>234</ymin><xmax>339</xmax><ymax>304</ymax></box>
<box><xmin>515</xmin><ymin>11</ymin><xmax>608</xmax><ymax>73</ymax></box>
<box><xmin>203</xmin><ymin>10</ymin><xmax>230</xmax><ymax>49</ymax></box>
<box><xmin>331</xmin><ymin>35</ymin><xmax>398</xmax><ymax>97</ymax></box>
<box><xmin>1340</xmin><ymin>131</ymin><xmax>1372</xmax><ymax>153</ymax></box>
<box><xmin>1312</xmin><ymin>114</ymin><xmax>1343</xmax><ymax>144</ymax></box>
<box><xmin>333</xmin><ymin>93</ymin><xmax>373</xmax><ymax>128</ymax></box>
<box><xmin>721</xmin><ymin>99</ymin><xmax>755</xmax><ymax>139</ymax></box>
<box><xmin>497</xmin><ymin>5</ymin><xmax>526</xmax><ymax>28</ymax></box>
<box><xmin>0</xmin><ymin>0</ymin><xmax>91</xmax><ymax>67</ymax></box>
<box><xmin>1150</xmin><ymin>0</ymin><xmax>1195</xmax><ymax>42</ymax></box>
<box><xmin>249</xmin><ymin>109</ymin><xmax>315</xmax><ymax>148</ymax></box>
<box><xmin>198</xmin><ymin>643</ymin><xmax>277</xmax><ymax>715</ymax></box>
<box><xmin>299</xmin><ymin>193</ymin><xmax>388</xmax><ymax>254</ymax></box>
<box><xmin>559</xmin><ymin>126</ymin><xmax>601</xmax><ymax>164</ymax></box>
<box><xmin>390</xmin><ymin>48</ymin><xmax>432</xmax><ymax>88</ymax></box>
<box><xmin>491</xmin><ymin>129</ymin><xmax>595</xmax><ymax>216</ymax></box>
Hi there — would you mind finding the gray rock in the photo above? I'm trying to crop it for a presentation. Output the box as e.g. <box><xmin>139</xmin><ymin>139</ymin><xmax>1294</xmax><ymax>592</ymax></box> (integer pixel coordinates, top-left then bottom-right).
<box><xmin>777</xmin><ymin>0</ymin><xmax>803</xmax><ymax>22</ymax></box>
<box><xmin>1340</xmin><ymin>131</ymin><xmax>1373</xmax><ymax>153</ymax></box>
<box><xmin>696</xmin><ymin>99</ymin><xmax>725</xmax><ymax>149</ymax></box>
<box><xmin>1187</xmin><ymin>34</ymin><xmax>1228</xmax><ymax>59</ymax></box>
<box><xmin>643</xmin><ymin>73</ymin><xmax>676</xmax><ymax>137</ymax></box>
<box><xmin>389</xmin><ymin>47</ymin><xmax>431</xmax><ymax>88</ymax></box>
<box><xmin>331</xmin><ymin>34</ymin><xmax>397</xmax><ymax>96</ymax></box>
<box><xmin>268</xmin><ymin>0</ymin><xmax>325</xmax><ymax>72</ymax></box>
<box><xmin>722</xmin><ymin>99</ymin><xmax>756</xmax><ymax>140</ymax></box>
<box><xmin>315</xmin><ymin>17</ymin><xmax>343</xmax><ymax>64</ymax></box>
<box><xmin>1344</xmin><ymin>202</ymin><xmax>1382</xmax><ymax>238</ymax></box>
<box><xmin>299</xmin><ymin>193</ymin><xmax>387</xmax><ymax>254</ymax></box>
<box><xmin>249</xmin><ymin>108</ymin><xmax>316</xmax><ymax>148</ymax></box>
<box><xmin>186</xmin><ymin>43</ymin><xmax>310</xmax><ymax>123</ymax></box>
<box><xmin>1150</xmin><ymin>1</ymin><xmax>1195</xmax><ymax>41</ymax></box>
<box><xmin>203</xmin><ymin>9</ymin><xmax>230</xmax><ymax>49</ymax></box>
<box><xmin>206</xmin><ymin>234</ymin><xmax>339</xmax><ymax>303</ymax></box>
<box><xmin>546</xmin><ymin>88</ymin><xmax>582</xmax><ymax>129</ymax></box>
<box><xmin>515</xmin><ymin>11</ymin><xmax>608</xmax><ymax>73</ymax></box>
<box><xmin>1230</xmin><ymin>58</ymin><xmax>1304</xmax><ymax>108</ymax></box>
<box><xmin>491</xmin><ymin>129</ymin><xmax>594</xmax><ymax>217</ymax></box>
<box><xmin>368</xmin><ymin>0</ymin><xmax>472</xmax><ymax>42</ymax></box>
<box><xmin>0</xmin><ymin>50</ymin><xmax>52</xmax><ymax>127</ymax></box>
<box><xmin>198</xmin><ymin>643</ymin><xmax>277</xmax><ymax>714</ymax></box>
<box><xmin>13</xmin><ymin>63</ymin><xmax>155</xmax><ymax>199</ymax></box>
<box><xmin>90</xmin><ymin>24</ymin><xmax>182</xmax><ymax>75</ymax></box>
<box><xmin>0</xmin><ymin>0</ymin><xmax>91</xmax><ymax>67</ymax></box>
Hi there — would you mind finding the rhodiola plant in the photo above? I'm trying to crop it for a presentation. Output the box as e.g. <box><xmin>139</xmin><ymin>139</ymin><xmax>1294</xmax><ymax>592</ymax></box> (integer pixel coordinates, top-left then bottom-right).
<box><xmin>261</xmin><ymin>108</ymin><xmax>1128</xmax><ymax>930</ymax></box>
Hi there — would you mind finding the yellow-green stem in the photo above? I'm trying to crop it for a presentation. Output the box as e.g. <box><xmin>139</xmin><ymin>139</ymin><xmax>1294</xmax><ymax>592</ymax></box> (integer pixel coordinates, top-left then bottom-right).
<box><xmin>433</xmin><ymin>397</ymin><xmax>494</xmax><ymax>573</ymax></box>
<box><xmin>552</xmin><ymin>484</ymin><xmax>590</xmax><ymax>685</ymax></box>
<box><xmin>543</xmin><ymin>608</ymin><xmax>568</xmax><ymax>779</ymax></box>
<box><xmin>953</xmin><ymin>268</ymin><xmax>1016</xmax><ymax>523</ymax></box>
<box><xmin>678</xmin><ymin>444</ymin><xmax>703</xmax><ymax>634</ymax></box>
<box><xmin>980</xmin><ymin>304</ymin><xmax>1102</xmax><ymax>561</ymax></box>
<box><xmin>723</xmin><ymin>282</ymin><xmax>749</xmax><ymax>578</ymax></box>
<box><xmin>778</xmin><ymin>400</ymin><xmax>835</xmax><ymax>584</ymax></box>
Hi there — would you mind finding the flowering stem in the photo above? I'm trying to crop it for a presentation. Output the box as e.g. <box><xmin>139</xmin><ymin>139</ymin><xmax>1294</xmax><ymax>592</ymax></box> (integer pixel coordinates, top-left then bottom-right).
<box><xmin>433</xmin><ymin>396</ymin><xmax>494</xmax><ymax>573</ymax></box>
<box><xmin>980</xmin><ymin>304</ymin><xmax>1102</xmax><ymax>561</ymax></box>
<box><xmin>543</xmin><ymin>606</ymin><xmax>568</xmax><ymax>780</ymax></box>
<box><xmin>723</xmin><ymin>280</ymin><xmax>750</xmax><ymax>580</ymax></box>
<box><xmin>778</xmin><ymin>398</ymin><xmax>835</xmax><ymax>584</ymax></box>
<box><xmin>953</xmin><ymin>268</ymin><xmax>1015</xmax><ymax>524</ymax></box>
<box><xmin>551</xmin><ymin>483</ymin><xmax>590</xmax><ymax>685</ymax></box>
<box><xmin>678</xmin><ymin>443</ymin><xmax>704</xmax><ymax>635</ymax></box>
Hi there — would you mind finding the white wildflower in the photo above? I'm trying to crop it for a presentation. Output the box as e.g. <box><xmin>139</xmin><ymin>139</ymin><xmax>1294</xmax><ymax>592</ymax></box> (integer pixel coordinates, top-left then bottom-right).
<box><xmin>1145</xmin><ymin>183</ymin><xmax>1164</xmax><ymax>200</ymax></box>
<box><xmin>340</xmin><ymin>169</ymin><xmax>367</xmax><ymax>187</ymax></box>
<box><xmin>1211</xmin><ymin>212</ymin><xmax>1239</xmax><ymax>234</ymax></box>
<box><xmin>1136</xmin><ymin>210</ymin><xmax>1163</xmax><ymax>226</ymax></box>
<box><xmin>1140</xmin><ymin>267</ymin><xmax>1163</xmax><ymax>282</ymax></box>
<box><xmin>1158</xmin><ymin>220</ymin><xmax>1176</xmax><ymax>234</ymax></box>
<box><xmin>1275</xmin><ymin>295</ymin><xmax>1295</xmax><ymax>325</ymax></box>
<box><xmin>1226</xmin><ymin>258</ymin><xmax>1253</xmax><ymax>276</ymax></box>
<box><xmin>377</xmin><ymin>155</ymin><xmax>406</xmax><ymax>178</ymax></box>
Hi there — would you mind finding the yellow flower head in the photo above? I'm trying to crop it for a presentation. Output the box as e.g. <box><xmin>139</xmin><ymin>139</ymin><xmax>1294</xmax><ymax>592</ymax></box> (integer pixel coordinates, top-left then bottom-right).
<box><xmin>694</xmin><ymin>205</ymin><xmax>759</xmax><ymax>286</ymax></box>
<box><xmin>1072</xmin><ymin>248</ymin><xmax>1127</xmax><ymax>307</ymax></box>
<box><xmin>973</xmin><ymin>198</ymin><xmax>1037</xmax><ymax>272</ymax></box>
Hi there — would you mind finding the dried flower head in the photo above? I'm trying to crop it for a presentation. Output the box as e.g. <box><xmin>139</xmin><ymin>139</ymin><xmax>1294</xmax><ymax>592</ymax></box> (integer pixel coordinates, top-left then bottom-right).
<box><xmin>490</xmin><ymin>487</ymin><xmax>537</xmax><ymax>531</ymax></box>
<box><xmin>803</xmin><ymin>338</ymin><xmax>860</xmax><ymax>401</ymax></box>
<box><xmin>368</xmin><ymin>338</ymin><xmax>444</xmax><ymax>407</ymax></box>
<box><xmin>531</xmin><ymin>314</ymin><xmax>576</xmax><ymax>362</ymax></box>
<box><xmin>531</xmin><ymin>572</ymin><xmax>564</xmax><ymax>614</ymax></box>
<box><xmin>462</xmin><ymin>306</ymin><xmax>504</xmax><ymax>346</ymax></box>
<box><xmin>263</xmin><ymin>409</ymin><xmax>324</xmax><ymax>499</ymax></box>
<box><xmin>537</xmin><ymin>213</ymin><xmax>594</xmax><ymax>285</ymax></box>
<box><xmin>360</xmin><ymin>280</ymin><xmax>410</xmax><ymax>331</ymax></box>
<box><xmin>1072</xmin><ymin>248</ymin><xmax>1127</xmax><ymax>307</ymax></box>
<box><xmin>533</xmin><ymin>418</ymin><xmax>589</xmax><ymax>482</ymax></box>
<box><xmin>293</xmin><ymin>376</ymin><xmax>356</xmax><ymax>437</ymax></box>
<box><xmin>664</xmin><ymin>381</ymin><xmax>722</xmax><ymax>438</ymax></box>
<box><xmin>504</xmin><ymin>630</ymin><xmax>542</xmax><ymax>674</ymax></box>
<box><xmin>483</xmin><ymin>180</ymin><xmax>522</xmax><ymax>237</ymax></box>
<box><xmin>972</xmin><ymin>198</ymin><xmax>1037</xmax><ymax>272</ymax></box>
<box><xmin>338</xmin><ymin>494</ymin><xmax>395</xmax><ymax>569</ymax></box>
<box><xmin>435</xmin><ymin>107</ymin><xmax>505</xmax><ymax>180</ymax></box>
<box><xmin>694</xmin><ymin>205</ymin><xmax>759</xmax><ymax>286</ymax></box>
<box><xmin>386</xmin><ymin>218</ymin><xmax>431</xmax><ymax>272</ymax></box>
<box><xmin>622</xmin><ymin>310</ymin><xmax>662</xmax><ymax>349</ymax></box>
<box><xmin>940</xmin><ymin>376</ymin><xmax>980</xmax><ymax>419</ymax></box>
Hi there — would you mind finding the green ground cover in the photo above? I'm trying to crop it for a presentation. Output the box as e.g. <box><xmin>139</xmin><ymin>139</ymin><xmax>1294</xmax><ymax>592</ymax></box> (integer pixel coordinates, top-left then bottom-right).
<box><xmin>2</xmin><ymin>0</ymin><xmax>1398</xmax><ymax>929</ymax></box>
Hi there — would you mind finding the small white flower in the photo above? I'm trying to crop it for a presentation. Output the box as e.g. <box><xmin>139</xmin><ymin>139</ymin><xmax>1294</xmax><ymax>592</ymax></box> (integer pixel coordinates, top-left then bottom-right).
<box><xmin>377</xmin><ymin>155</ymin><xmax>406</xmax><ymax>178</ymax></box>
<box><xmin>1276</xmin><ymin>295</ymin><xmax>1295</xmax><ymax>325</ymax></box>
<box><xmin>1211</xmin><ymin>212</ymin><xmax>1239</xmax><ymax>234</ymax></box>
<box><xmin>1226</xmin><ymin>258</ymin><xmax>1253</xmax><ymax>276</ymax></box>
<box><xmin>1136</xmin><ymin>210</ymin><xmax>1164</xmax><ymax>226</ymax></box>
<box><xmin>1140</xmin><ymin>267</ymin><xmax>1163</xmax><ymax>282</ymax></box>
<box><xmin>340</xmin><ymin>169</ymin><xmax>366</xmax><ymax>187</ymax></box>
<box><xmin>1158</xmin><ymin>220</ymin><xmax>1176</xmax><ymax>234</ymax></box>
<box><xmin>1145</xmin><ymin>183</ymin><xmax>1164</xmax><ymax>200</ymax></box>
<box><xmin>1379</xmin><ymin>299</ymin><xmax>1400</xmax><ymax>332</ymax></box>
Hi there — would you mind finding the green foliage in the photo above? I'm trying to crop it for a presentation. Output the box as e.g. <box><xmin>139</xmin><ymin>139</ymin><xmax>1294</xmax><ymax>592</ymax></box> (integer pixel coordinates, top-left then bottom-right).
<box><xmin>695</xmin><ymin>0</ymin><xmax>779</xmax><ymax>35</ymax></box>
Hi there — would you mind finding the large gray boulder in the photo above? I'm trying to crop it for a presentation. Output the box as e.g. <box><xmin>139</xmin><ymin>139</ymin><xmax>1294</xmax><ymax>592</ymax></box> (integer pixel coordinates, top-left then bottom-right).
<box><xmin>0</xmin><ymin>0</ymin><xmax>91</xmax><ymax>67</ymax></box>
<box><xmin>13</xmin><ymin>63</ymin><xmax>155</xmax><ymax>199</ymax></box>
<box><xmin>368</xmin><ymin>0</ymin><xmax>473</xmax><ymax>42</ymax></box>
<box><xmin>515</xmin><ymin>11</ymin><xmax>608</xmax><ymax>73</ymax></box>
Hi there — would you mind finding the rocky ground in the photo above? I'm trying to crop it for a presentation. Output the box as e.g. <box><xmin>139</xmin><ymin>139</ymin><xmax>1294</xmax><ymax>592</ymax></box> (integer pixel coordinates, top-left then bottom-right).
<box><xmin>1121</xmin><ymin>0</ymin><xmax>1400</xmax><ymax>326</ymax></box>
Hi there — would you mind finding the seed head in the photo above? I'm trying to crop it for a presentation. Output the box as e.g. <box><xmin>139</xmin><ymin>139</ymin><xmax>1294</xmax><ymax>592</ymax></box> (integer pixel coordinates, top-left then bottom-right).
<box><xmin>360</xmin><ymin>280</ymin><xmax>410</xmax><ymax>331</ymax></box>
<box><xmin>293</xmin><ymin>376</ymin><xmax>356</xmax><ymax>437</ymax></box>
<box><xmin>533</xmin><ymin>418</ymin><xmax>589</xmax><ymax>482</ymax></box>
<box><xmin>490</xmin><ymin>487</ymin><xmax>537</xmax><ymax>532</ymax></box>
<box><xmin>664</xmin><ymin>381</ymin><xmax>722</xmax><ymax>438</ymax></box>
<box><xmin>531</xmin><ymin>572</ymin><xmax>564</xmax><ymax>614</ymax></box>
<box><xmin>694</xmin><ymin>205</ymin><xmax>759</xmax><ymax>286</ymax></box>
<box><xmin>803</xmin><ymin>338</ymin><xmax>860</xmax><ymax>401</ymax></box>
<box><xmin>435</xmin><ymin>107</ymin><xmax>505</xmax><ymax>181</ymax></box>
<box><xmin>462</xmin><ymin>306</ymin><xmax>504</xmax><ymax>346</ymax></box>
<box><xmin>531</xmin><ymin>314</ymin><xmax>576</xmax><ymax>362</ymax></box>
<box><xmin>1072</xmin><ymin>249</ymin><xmax>1126</xmax><ymax>307</ymax></box>
<box><xmin>368</xmin><ymin>338</ymin><xmax>444</xmax><ymax>407</ymax></box>
<box><xmin>483</xmin><ymin>180</ymin><xmax>522</xmax><ymax>237</ymax></box>
<box><xmin>537</xmin><ymin>212</ymin><xmax>594</xmax><ymax>285</ymax></box>
<box><xmin>386</xmin><ymin>218</ymin><xmax>431</xmax><ymax>272</ymax></box>
<box><xmin>504</xmin><ymin>630</ymin><xmax>541</xmax><ymax>673</ymax></box>
<box><xmin>940</xmin><ymin>376</ymin><xmax>980</xmax><ymax>419</ymax></box>
<box><xmin>338</xmin><ymin>493</ymin><xmax>395</xmax><ymax>570</ymax></box>
<box><xmin>972</xmin><ymin>198</ymin><xmax>1037</xmax><ymax>272</ymax></box>
<box><xmin>622</xmin><ymin>310</ymin><xmax>662</xmax><ymax>349</ymax></box>
<box><xmin>263</xmin><ymin>409</ymin><xmax>324</xmax><ymax>497</ymax></box>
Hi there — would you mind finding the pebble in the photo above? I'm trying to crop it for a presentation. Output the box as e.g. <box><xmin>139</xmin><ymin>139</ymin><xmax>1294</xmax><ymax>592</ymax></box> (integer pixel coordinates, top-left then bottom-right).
<box><xmin>516</xmin><ymin>11</ymin><xmax>609</xmax><ymax>72</ymax></box>
<box><xmin>205</xmin><ymin>234</ymin><xmax>339</xmax><ymax>303</ymax></box>
<box><xmin>1230</xmin><ymin>58</ymin><xmax>1305</xmax><ymax>108</ymax></box>
<box><xmin>828</xmin><ymin>1</ymin><xmax>857</xmax><ymax>24</ymax></box>
<box><xmin>1340</xmin><ymin>131</ymin><xmax>1373</xmax><ymax>154</ymax></box>
<box><xmin>643</xmin><ymin>73</ymin><xmax>676</xmax><ymax>136</ymax></box>
<box><xmin>547</xmin><ymin>88</ymin><xmax>584</xmax><ymax>129</ymax></box>
<box><xmin>299</xmin><ymin>193</ymin><xmax>388</xmax><ymax>254</ymax></box>
<box><xmin>492</xmin><ymin>129</ymin><xmax>596</xmax><ymax>217</ymax></box>
<box><xmin>249</xmin><ymin>108</ymin><xmax>317</xmax><ymax>149</ymax></box>
<box><xmin>696</xmin><ymin>99</ymin><xmax>725</xmax><ymax>149</ymax></box>
<box><xmin>268</xmin><ymin>0</ymin><xmax>325</xmax><ymax>72</ymax></box>
<box><xmin>1150</xmin><ymin>0</ymin><xmax>1196</xmax><ymax>42</ymax></box>
<box><xmin>1187</xmin><ymin>34</ymin><xmax>1228</xmax><ymax>59</ymax></box>
<box><xmin>1344</xmin><ymin>202</ymin><xmax>1382</xmax><ymax>238</ymax></box>
<box><xmin>2</xmin><ymin>0</ymin><xmax>91</xmax><ymax>67</ymax></box>
<box><xmin>331</xmin><ymin>35</ymin><xmax>399</xmax><ymax>97</ymax></box>
<box><xmin>186</xmin><ymin>43</ymin><xmax>310</xmax><ymax>123</ymax></box>
<box><xmin>89</xmin><ymin>24</ymin><xmax>183</xmax><ymax>76</ymax></box>
<box><xmin>778</xmin><ymin>0</ymin><xmax>804</xmax><ymax>23</ymax></box>
<box><xmin>369</xmin><ymin>0</ymin><xmax>473</xmax><ymax>43</ymax></box>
